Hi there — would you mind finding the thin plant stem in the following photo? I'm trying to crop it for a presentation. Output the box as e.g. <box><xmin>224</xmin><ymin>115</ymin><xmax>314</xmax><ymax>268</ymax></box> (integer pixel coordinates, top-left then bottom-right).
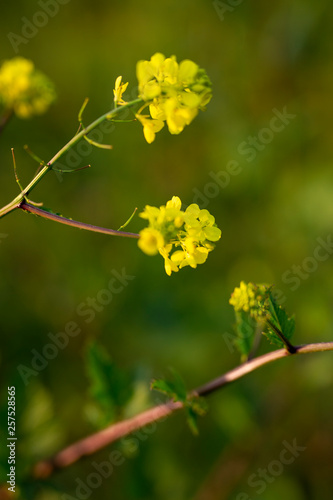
<box><xmin>0</xmin><ymin>98</ymin><xmax>143</xmax><ymax>219</ymax></box>
<box><xmin>33</xmin><ymin>341</ymin><xmax>333</xmax><ymax>478</ymax></box>
<box><xmin>20</xmin><ymin>201</ymin><xmax>139</xmax><ymax>239</ymax></box>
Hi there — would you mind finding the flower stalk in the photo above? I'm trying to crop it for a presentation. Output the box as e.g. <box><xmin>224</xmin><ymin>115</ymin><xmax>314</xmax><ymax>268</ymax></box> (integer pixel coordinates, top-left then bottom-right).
<box><xmin>1</xmin><ymin>54</ymin><xmax>218</xmax><ymax>276</ymax></box>
<box><xmin>20</xmin><ymin>201</ymin><xmax>140</xmax><ymax>239</ymax></box>
<box><xmin>0</xmin><ymin>98</ymin><xmax>143</xmax><ymax>220</ymax></box>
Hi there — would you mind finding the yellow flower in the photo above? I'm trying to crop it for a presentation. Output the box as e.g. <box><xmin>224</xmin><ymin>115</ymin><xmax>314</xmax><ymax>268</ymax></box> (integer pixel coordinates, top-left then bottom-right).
<box><xmin>184</xmin><ymin>204</ymin><xmax>222</xmax><ymax>242</ymax></box>
<box><xmin>164</xmin><ymin>97</ymin><xmax>198</xmax><ymax>135</ymax></box>
<box><xmin>138</xmin><ymin>228</ymin><xmax>164</xmax><ymax>256</ymax></box>
<box><xmin>138</xmin><ymin>196</ymin><xmax>221</xmax><ymax>275</ymax></box>
<box><xmin>113</xmin><ymin>75</ymin><xmax>128</xmax><ymax>106</ymax></box>
<box><xmin>149</xmin><ymin>101</ymin><xmax>167</xmax><ymax>121</ymax></box>
<box><xmin>159</xmin><ymin>246</ymin><xmax>179</xmax><ymax>276</ymax></box>
<box><xmin>135</xmin><ymin>113</ymin><xmax>164</xmax><ymax>144</ymax></box>
<box><xmin>135</xmin><ymin>53</ymin><xmax>212</xmax><ymax>143</ymax></box>
<box><xmin>171</xmin><ymin>245</ymin><xmax>209</xmax><ymax>270</ymax></box>
<box><xmin>229</xmin><ymin>282</ymin><xmax>270</xmax><ymax>319</ymax></box>
<box><xmin>136</xmin><ymin>53</ymin><xmax>178</xmax><ymax>95</ymax></box>
<box><xmin>0</xmin><ymin>57</ymin><xmax>55</xmax><ymax>118</ymax></box>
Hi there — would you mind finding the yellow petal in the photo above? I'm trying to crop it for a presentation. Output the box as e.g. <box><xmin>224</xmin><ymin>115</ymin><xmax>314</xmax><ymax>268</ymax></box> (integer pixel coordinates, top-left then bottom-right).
<box><xmin>166</xmin><ymin>196</ymin><xmax>182</xmax><ymax>210</ymax></box>
<box><xmin>178</xmin><ymin>60</ymin><xmax>199</xmax><ymax>83</ymax></box>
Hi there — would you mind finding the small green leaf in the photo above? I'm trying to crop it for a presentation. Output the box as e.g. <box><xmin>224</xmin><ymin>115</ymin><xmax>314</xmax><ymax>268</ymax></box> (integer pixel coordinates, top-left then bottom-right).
<box><xmin>151</xmin><ymin>369</ymin><xmax>208</xmax><ymax>435</ymax></box>
<box><xmin>263</xmin><ymin>293</ymin><xmax>295</xmax><ymax>348</ymax></box>
<box><xmin>150</xmin><ymin>379</ymin><xmax>179</xmax><ymax>399</ymax></box>
<box><xmin>151</xmin><ymin>367</ymin><xmax>187</xmax><ymax>403</ymax></box>
<box><xmin>186</xmin><ymin>406</ymin><xmax>200</xmax><ymax>435</ymax></box>
<box><xmin>185</xmin><ymin>396</ymin><xmax>208</xmax><ymax>435</ymax></box>
<box><xmin>189</xmin><ymin>396</ymin><xmax>208</xmax><ymax>416</ymax></box>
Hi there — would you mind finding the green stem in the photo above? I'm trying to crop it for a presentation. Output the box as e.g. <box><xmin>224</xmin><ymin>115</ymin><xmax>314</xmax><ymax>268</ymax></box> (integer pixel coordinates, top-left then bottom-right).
<box><xmin>0</xmin><ymin>98</ymin><xmax>143</xmax><ymax>219</ymax></box>
<box><xmin>46</xmin><ymin>98</ymin><xmax>142</xmax><ymax>168</ymax></box>
<box><xmin>20</xmin><ymin>201</ymin><xmax>140</xmax><ymax>239</ymax></box>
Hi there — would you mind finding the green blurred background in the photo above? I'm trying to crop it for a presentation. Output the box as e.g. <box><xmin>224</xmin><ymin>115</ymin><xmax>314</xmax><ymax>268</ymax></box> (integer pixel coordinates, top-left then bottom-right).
<box><xmin>1</xmin><ymin>0</ymin><xmax>333</xmax><ymax>498</ymax></box>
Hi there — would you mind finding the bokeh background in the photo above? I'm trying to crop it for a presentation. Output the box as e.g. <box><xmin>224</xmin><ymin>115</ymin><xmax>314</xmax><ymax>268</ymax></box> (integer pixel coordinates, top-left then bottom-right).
<box><xmin>1</xmin><ymin>1</ymin><xmax>333</xmax><ymax>499</ymax></box>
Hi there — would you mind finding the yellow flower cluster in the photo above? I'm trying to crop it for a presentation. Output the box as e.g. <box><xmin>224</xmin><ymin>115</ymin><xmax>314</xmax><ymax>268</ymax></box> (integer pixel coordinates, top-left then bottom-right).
<box><xmin>138</xmin><ymin>196</ymin><xmax>221</xmax><ymax>275</ymax></box>
<box><xmin>229</xmin><ymin>282</ymin><xmax>270</xmax><ymax>319</ymax></box>
<box><xmin>135</xmin><ymin>53</ymin><xmax>212</xmax><ymax>143</ymax></box>
<box><xmin>0</xmin><ymin>57</ymin><xmax>55</xmax><ymax>118</ymax></box>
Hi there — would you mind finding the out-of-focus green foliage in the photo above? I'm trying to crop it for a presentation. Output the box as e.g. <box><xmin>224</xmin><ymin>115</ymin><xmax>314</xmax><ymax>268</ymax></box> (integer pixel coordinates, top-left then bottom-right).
<box><xmin>1</xmin><ymin>1</ymin><xmax>333</xmax><ymax>499</ymax></box>
<box><xmin>84</xmin><ymin>340</ymin><xmax>133</xmax><ymax>428</ymax></box>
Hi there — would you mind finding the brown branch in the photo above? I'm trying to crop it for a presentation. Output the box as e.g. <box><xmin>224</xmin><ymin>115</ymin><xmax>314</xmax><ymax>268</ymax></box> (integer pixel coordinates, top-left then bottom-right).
<box><xmin>20</xmin><ymin>201</ymin><xmax>140</xmax><ymax>239</ymax></box>
<box><xmin>33</xmin><ymin>341</ymin><xmax>333</xmax><ymax>478</ymax></box>
<box><xmin>33</xmin><ymin>400</ymin><xmax>182</xmax><ymax>478</ymax></box>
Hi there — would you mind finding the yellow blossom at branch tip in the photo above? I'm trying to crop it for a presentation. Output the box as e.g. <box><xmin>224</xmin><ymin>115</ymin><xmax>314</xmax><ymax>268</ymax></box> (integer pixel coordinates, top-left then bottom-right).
<box><xmin>138</xmin><ymin>196</ymin><xmax>221</xmax><ymax>275</ymax></box>
<box><xmin>135</xmin><ymin>53</ymin><xmax>212</xmax><ymax>143</ymax></box>
<box><xmin>229</xmin><ymin>282</ymin><xmax>270</xmax><ymax>319</ymax></box>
